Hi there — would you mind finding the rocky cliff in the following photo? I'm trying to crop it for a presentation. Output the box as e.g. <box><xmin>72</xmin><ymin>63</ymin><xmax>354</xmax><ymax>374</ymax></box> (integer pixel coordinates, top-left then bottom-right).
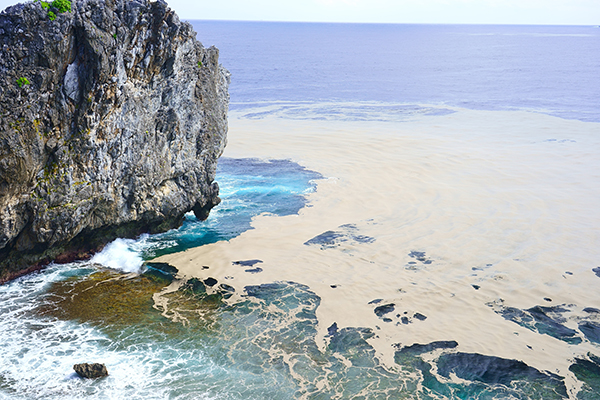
<box><xmin>0</xmin><ymin>0</ymin><xmax>229</xmax><ymax>282</ymax></box>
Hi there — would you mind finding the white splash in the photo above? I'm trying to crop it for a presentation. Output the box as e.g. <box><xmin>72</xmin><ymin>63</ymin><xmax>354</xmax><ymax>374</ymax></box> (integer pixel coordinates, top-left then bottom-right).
<box><xmin>90</xmin><ymin>238</ymin><xmax>144</xmax><ymax>273</ymax></box>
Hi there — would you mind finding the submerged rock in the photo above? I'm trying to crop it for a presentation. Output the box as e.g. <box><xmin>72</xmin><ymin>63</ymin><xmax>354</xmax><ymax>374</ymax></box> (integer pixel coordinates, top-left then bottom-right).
<box><xmin>304</xmin><ymin>224</ymin><xmax>375</xmax><ymax>250</ymax></box>
<box><xmin>0</xmin><ymin>0</ymin><xmax>229</xmax><ymax>282</ymax></box>
<box><xmin>73</xmin><ymin>363</ymin><xmax>108</xmax><ymax>379</ymax></box>
<box><xmin>395</xmin><ymin>341</ymin><xmax>458</xmax><ymax>358</ymax></box>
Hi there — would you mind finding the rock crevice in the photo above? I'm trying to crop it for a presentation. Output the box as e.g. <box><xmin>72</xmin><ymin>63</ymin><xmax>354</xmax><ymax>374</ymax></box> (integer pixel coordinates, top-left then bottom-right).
<box><xmin>0</xmin><ymin>0</ymin><xmax>229</xmax><ymax>281</ymax></box>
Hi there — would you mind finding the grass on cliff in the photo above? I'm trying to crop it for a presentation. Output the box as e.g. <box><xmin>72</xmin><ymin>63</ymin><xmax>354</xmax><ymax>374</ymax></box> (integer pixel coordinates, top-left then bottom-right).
<box><xmin>35</xmin><ymin>0</ymin><xmax>71</xmax><ymax>20</ymax></box>
<box><xmin>16</xmin><ymin>77</ymin><xmax>30</xmax><ymax>87</ymax></box>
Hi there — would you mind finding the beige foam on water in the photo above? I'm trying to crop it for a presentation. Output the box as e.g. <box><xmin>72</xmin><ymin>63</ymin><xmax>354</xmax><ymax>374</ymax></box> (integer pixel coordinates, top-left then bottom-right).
<box><xmin>156</xmin><ymin>106</ymin><xmax>600</xmax><ymax>387</ymax></box>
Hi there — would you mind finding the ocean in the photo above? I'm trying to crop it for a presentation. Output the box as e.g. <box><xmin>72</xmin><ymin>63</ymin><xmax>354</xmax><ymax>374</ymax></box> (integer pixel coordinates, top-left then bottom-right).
<box><xmin>1</xmin><ymin>21</ymin><xmax>599</xmax><ymax>399</ymax></box>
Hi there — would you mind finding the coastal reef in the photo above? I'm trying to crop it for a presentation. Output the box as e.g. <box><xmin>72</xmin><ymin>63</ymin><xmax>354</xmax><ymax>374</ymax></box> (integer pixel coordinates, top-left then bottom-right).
<box><xmin>0</xmin><ymin>0</ymin><xmax>229</xmax><ymax>281</ymax></box>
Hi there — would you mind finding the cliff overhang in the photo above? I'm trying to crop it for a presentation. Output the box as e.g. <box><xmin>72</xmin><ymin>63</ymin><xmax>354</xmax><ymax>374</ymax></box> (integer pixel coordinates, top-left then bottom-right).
<box><xmin>0</xmin><ymin>0</ymin><xmax>229</xmax><ymax>282</ymax></box>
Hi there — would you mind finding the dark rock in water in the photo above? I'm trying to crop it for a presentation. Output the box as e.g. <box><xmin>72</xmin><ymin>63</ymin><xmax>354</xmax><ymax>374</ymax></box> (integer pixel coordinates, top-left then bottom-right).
<box><xmin>400</xmin><ymin>316</ymin><xmax>410</xmax><ymax>324</ymax></box>
<box><xmin>492</xmin><ymin>303</ymin><xmax>582</xmax><ymax>344</ymax></box>
<box><xmin>593</xmin><ymin>267</ymin><xmax>600</xmax><ymax>278</ymax></box>
<box><xmin>569</xmin><ymin>354</ymin><xmax>600</xmax><ymax>397</ymax></box>
<box><xmin>525</xmin><ymin>306</ymin><xmax>582</xmax><ymax>344</ymax></box>
<box><xmin>328</xmin><ymin>322</ymin><xmax>338</xmax><ymax>336</ymax></box>
<box><xmin>304</xmin><ymin>230</ymin><xmax>345</xmax><ymax>247</ymax></box>
<box><xmin>579</xmin><ymin>321</ymin><xmax>600</xmax><ymax>344</ymax></box>
<box><xmin>0</xmin><ymin>0</ymin><xmax>229</xmax><ymax>283</ymax></box>
<box><xmin>413</xmin><ymin>313</ymin><xmax>427</xmax><ymax>321</ymax></box>
<box><xmin>244</xmin><ymin>267</ymin><xmax>263</xmax><ymax>274</ymax></box>
<box><xmin>304</xmin><ymin>224</ymin><xmax>375</xmax><ymax>249</ymax></box>
<box><xmin>437</xmin><ymin>353</ymin><xmax>567</xmax><ymax>396</ymax></box>
<box><xmin>374</xmin><ymin>303</ymin><xmax>395</xmax><ymax>317</ymax></box>
<box><xmin>395</xmin><ymin>340</ymin><xmax>458</xmax><ymax>357</ymax></box>
<box><xmin>184</xmin><ymin>278</ymin><xmax>207</xmax><ymax>294</ymax></box>
<box><xmin>233</xmin><ymin>259</ymin><xmax>263</xmax><ymax>267</ymax></box>
<box><xmin>327</xmin><ymin>327</ymin><xmax>376</xmax><ymax>368</ymax></box>
<box><xmin>472</xmin><ymin>284</ymin><xmax>480</xmax><ymax>290</ymax></box>
<box><xmin>368</xmin><ymin>299</ymin><xmax>383</xmax><ymax>305</ymax></box>
<box><xmin>408</xmin><ymin>251</ymin><xmax>433</xmax><ymax>264</ymax></box>
<box><xmin>203</xmin><ymin>277</ymin><xmax>218</xmax><ymax>287</ymax></box>
<box><xmin>408</xmin><ymin>251</ymin><xmax>426</xmax><ymax>259</ymax></box>
<box><xmin>144</xmin><ymin>262</ymin><xmax>178</xmax><ymax>278</ymax></box>
<box><xmin>73</xmin><ymin>363</ymin><xmax>108</xmax><ymax>379</ymax></box>
<box><xmin>584</xmin><ymin>307</ymin><xmax>600</xmax><ymax>314</ymax></box>
<box><xmin>218</xmin><ymin>283</ymin><xmax>235</xmax><ymax>299</ymax></box>
<box><xmin>219</xmin><ymin>284</ymin><xmax>235</xmax><ymax>293</ymax></box>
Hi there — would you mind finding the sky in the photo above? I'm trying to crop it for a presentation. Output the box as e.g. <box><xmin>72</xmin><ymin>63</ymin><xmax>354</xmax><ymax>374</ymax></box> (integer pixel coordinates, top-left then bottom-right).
<box><xmin>0</xmin><ymin>0</ymin><xmax>599</xmax><ymax>25</ymax></box>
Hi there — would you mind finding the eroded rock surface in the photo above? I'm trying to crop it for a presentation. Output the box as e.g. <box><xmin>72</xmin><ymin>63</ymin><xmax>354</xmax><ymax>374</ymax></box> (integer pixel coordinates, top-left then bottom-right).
<box><xmin>0</xmin><ymin>0</ymin><xmax>229</xmax><ymax>281</ymax></box>
<box><xmin>73</xmin><ymin>363</ymin><xmax>108</xmax><ymax>379</ymax></box>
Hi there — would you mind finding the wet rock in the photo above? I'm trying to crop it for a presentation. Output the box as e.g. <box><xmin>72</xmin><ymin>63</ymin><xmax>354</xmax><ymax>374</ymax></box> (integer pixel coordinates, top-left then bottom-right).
<box><xmin>395</xmin><ymin>340</ymin><xmax>458</xmax><ymax>357</ymax></box>
<box><xmin>374</xmin><ymin>303</ymin><xmax>395</xmax><ymax>317</ymax></box>
<box><xmin>218</xmin><ymin>283</ymin><xmax>235</xmax><ymax>299</ymax></box>
<box><xmin>38</xmin><ymin>269</ymin><xmax>172</xmax><ymax>327</ymax></box>
<box><xmin>490</xmin><ymin>303</ymin><xmax>582</xmax><ymax>344</ymax></box>
<box><xmin>73</xmin><ymin>363</ymin><xmax>108</xmax><ymax>379</ymax></box>
<box><xmin>437</xmin><ymin>353</ymin><xmax>567</xmax><ymax>396</ymax></box>
<box><xmin>144</xmin><ymin>262</ymin><xmax>178</xmax><ymax>279</ymax></box>
<box><xmin>569</xmin><ymin>354</ymin><xmax>600</xmax><ymax>397</ymax></box>
<box><xmin>526</xmin><ymin>306</ymin><xmax>581</xmax><ymax>344</ymax></box>
<box><xmin>328</xmin><ymin>322</ymin><xmax>338</xmax><ymax>336</ymax></box>
<box><xmin>579</xmin><ymin>321</ymin><xmax>600</xmax><ymax>344</ymax></box>
<box><xmin>244</xmin><ymin>267</ymin><xmax>263</xmax><ymax>274</ymax></box>
<box><xmin>408</xmin><ymin>251</ymin><xmax>433</xmax><ymax>265</ymax></box>
<box><xmin>593</xmin><ymin>267</ymin><xmax>600</xmax><ymax>278</ymax></box>
<box><xmin>184</xmin><ymin>278</ymin><xmax>207</xmax><ymax>294</ymax></box>
<box><xmin>219</xmin><ymin>283</ymin><xmax>235</xmax><ymax>293</ymax></box>
<box><xmin>233</xmin><ymin>259</ymin><xmax>263</xmax><ymax>267</ymax></box>
<box><xmin>304</xmin><ymin>224</ymin><xmax>374</xmax><ymax>249</ymax></box>
<box><xmin>203</xmin><ymin>277</ymin><xmax>218</xmax><ymax>287</ymax></box>
<box><xmin>413</xmin><ymin>313</ymin><xmax>427</xmax><ymax>321</ymax></box>
<box><xmin>0</xmin><ymin>0</ymin><xmax>229</xmax><ymax>282</ymax></box>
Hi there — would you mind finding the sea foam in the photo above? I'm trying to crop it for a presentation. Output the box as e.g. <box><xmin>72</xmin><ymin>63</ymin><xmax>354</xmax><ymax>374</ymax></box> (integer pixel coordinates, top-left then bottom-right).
<box><xmin>89</xmin><ymin>238</ymin><xmax>144</xmax><ymax>273</ymax></box>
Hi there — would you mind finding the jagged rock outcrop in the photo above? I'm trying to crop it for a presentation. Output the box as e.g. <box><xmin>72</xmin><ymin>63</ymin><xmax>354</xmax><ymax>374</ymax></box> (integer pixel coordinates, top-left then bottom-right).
<box><xmin>0</xmin><ymin>0</ymin><xmax>229</xmax><ymax>282</ymax></box>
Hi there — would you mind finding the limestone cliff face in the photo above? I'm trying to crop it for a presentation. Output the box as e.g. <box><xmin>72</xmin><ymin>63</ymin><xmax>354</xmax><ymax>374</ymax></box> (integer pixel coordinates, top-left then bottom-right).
<box><xmin>0</xmin><ymin>0</ymin><xmax>229</xmax><ymax>281</ymax></box>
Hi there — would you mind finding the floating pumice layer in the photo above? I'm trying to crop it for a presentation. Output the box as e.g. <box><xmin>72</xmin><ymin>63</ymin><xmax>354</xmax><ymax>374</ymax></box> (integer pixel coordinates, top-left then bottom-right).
<box><xmin>156</xmin><ymin>106</ymin><xmax>600</xmax><ymax>394</ymax></box>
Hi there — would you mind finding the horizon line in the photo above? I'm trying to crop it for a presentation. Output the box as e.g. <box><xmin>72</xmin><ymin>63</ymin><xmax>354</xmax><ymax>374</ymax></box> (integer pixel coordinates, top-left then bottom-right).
<box><xmin>184</xmin><ymin>19</ymin><xmax>599</xmax><ymax>27</ymax></box>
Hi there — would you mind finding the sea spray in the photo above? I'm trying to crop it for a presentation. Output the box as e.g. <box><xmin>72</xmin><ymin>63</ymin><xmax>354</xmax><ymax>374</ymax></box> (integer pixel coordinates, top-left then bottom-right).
<box><xmin>90</xmin><ymin>238</ymin><xmax>144</xmax><ymax>273</ymax></box>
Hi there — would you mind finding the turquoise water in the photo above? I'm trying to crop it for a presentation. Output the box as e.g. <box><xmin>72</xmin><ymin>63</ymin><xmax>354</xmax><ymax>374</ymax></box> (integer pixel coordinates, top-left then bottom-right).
<box><xmin>139</xmin><ymin>158</ymin><xmax>323</xmax><ymax>259</ymax></box>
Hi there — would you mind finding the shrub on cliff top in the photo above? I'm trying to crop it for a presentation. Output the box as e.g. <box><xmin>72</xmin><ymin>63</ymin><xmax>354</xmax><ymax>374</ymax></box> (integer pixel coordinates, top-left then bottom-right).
<box><xmin>51</xmin><ymin>0</ymin><xmax>71</xmax><ymax>13</ymax></box>
<box><xmin>35</xmin><ymin>0</ymin><xmax>71</xmax><ymax>17</ymax></box>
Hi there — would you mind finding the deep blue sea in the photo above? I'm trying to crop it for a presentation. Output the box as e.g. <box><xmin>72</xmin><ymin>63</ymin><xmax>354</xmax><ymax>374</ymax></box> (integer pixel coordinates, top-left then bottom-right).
<box><xmin>193</xmin><ymin>22</ymin><xmax>600</xmax><ymax>122</ymax></box>
<box><xmin>1</xmin><ymin>22</ymin><xmax>600</xmax><ymax>400</ymax></box>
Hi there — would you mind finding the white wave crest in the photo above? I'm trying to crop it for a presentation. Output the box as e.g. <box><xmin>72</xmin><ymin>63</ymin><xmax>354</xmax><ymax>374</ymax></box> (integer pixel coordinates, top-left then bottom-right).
<box><xmin>90</xmin><ymin>238</ymin><xmax>144</xmax><ymax>273</ymax></box>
